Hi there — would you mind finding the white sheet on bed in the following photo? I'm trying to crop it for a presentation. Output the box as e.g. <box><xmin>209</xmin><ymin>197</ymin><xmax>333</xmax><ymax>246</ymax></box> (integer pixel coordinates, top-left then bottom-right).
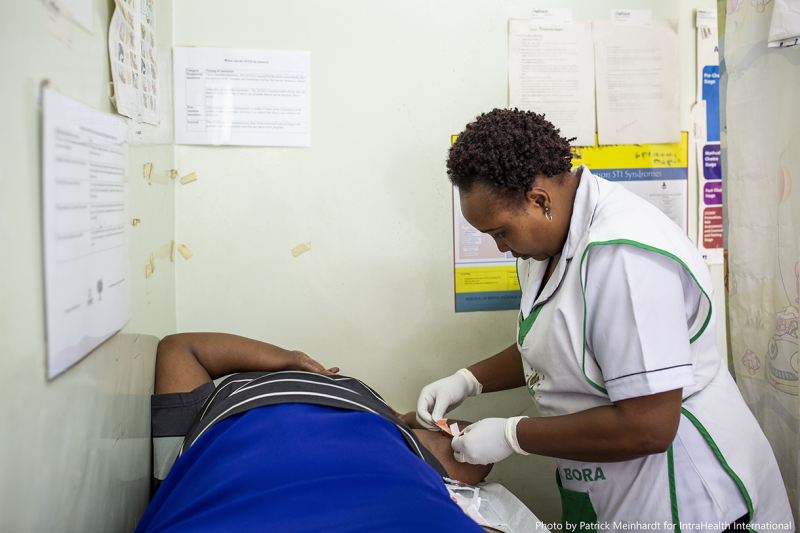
<box><xmin>445</xmin><ymin>481</ymin><xmax>550</xmax><ymax>533</ymax></box>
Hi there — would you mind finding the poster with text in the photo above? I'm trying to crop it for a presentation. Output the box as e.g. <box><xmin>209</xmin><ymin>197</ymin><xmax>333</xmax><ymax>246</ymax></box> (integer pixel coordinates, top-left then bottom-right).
<box><xmin>697</xmin><ymin>142</ymin><xmax>723</xmax><ymax>264</ymax></box>
<box><xmin>451</xmin><ymin>135</ymin><xmax>521</xmax><ymax>313</ymax></box>
<box><xmin>42</xmin><ymin>89</ymin><xmax>131</xmax><ymax>379</ymax></box>
<box><xmin>571</xmin><ymin>132</ymin><xmax>689</xmax><ymax>233</ymax></box>
<box><xmin>108</xmin><ymin>0</ymin><xmax>160</xmax><ymax>125</ymax></box>
<box><xmin>173</xmin><ymin>47</ymin><xmax>310</xmax><ymax>146</ymax></box>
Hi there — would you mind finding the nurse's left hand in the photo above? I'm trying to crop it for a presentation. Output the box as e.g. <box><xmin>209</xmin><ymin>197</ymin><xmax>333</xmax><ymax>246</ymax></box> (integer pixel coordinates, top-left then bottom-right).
<box><xmin>451</xmin><ymin>417</ymin><xmax>515</xmax><ymax>465</ymax></box>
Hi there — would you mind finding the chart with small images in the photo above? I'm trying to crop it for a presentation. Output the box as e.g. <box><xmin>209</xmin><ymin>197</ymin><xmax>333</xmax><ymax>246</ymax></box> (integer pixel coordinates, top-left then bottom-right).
<box><xmin>108</xmin><ymin>0</ymin><xmax>159</xmax><ymax>125</ymax></box>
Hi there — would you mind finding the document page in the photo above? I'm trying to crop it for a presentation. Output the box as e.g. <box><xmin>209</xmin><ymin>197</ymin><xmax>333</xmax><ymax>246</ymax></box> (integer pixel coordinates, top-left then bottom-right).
<box><xmin>593</xmin><ymin>20</ymin><xmax>681</xmax><ymax>145</ymax></box>
<box><xmin>452</xmin><ymin>186</ymin><xmax>520</xmax><ymax>312</ymax></box>
<box><xmin>509</xmin><ymin>19</ymin><xmax>596</xmax><ymax>146</ymax></box>
<box><xmin>697</xmin><ymin>142</ymin><xmax>723</xmax><ymax>264</ymax></box>
<box><xmin>108</xmin><ymin>0</ymin><xmax>160</xmax><ymax>126</ymax></box>
<box><xmin>173</xmin><ymin>47</ymin><xmax>310</xmax><ymax>146</ymax></box>
<box><xmin>42</xmin><ymin>89</ymin><xmax>131</xmax><ymax>379</ymax></box>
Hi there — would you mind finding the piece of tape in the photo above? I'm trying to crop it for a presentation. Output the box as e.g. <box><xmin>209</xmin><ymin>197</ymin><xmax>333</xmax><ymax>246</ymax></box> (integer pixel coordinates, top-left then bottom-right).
<box><xmin>44</xmin><ymin>0</ymin><xmax>73</xmax><ymax>48</ymax></box>
<box><xmin>291</xmin><ymin>242</ymin><xmax>311</xmax><ymax>257</ymax></box>
<box><xmin>143</xmin><ymin>163</ymin><xmax>152</xmax><ymax>180</ymax></box>
<box><xmin>108</xmin><ymin>81</ymin><xmax>117</xmax><ymax>110</ymax></box>
<box><xmin>169</xmin><ymin>169</ymin><xmax>178</xmax><ymax>179</ymax></box>
<box><xmin>177</xmin><ymin>244</ymin><xmax>193</xmax><ymax>260</ymax></box>
<box><xmin>131</xmin><ymin>218</ymin><xmax>141</xmax><ymax>226</ymax></box>
<box><xmin>145</xmin><ymin>264</ymin><xmax>153</xmax><ymax>278</ymax></box>
<box><xmin>149</xmin><ymin>253</ymin><xmax>155</xmax><ymax>273</ymax></box>
<box><xmin>170</xmin><ymin>240</ymin><xmax>175</xmax><ymax>262</ymax></box>
<box><xmin>436</xmin><ymin>419</ymin><xmax>461</xmax><ymax>436</ymax></box>
<box><xmin>180</xmin><ymin>172</ymin><xmax>197</xmax><ymax>185</ymax></box>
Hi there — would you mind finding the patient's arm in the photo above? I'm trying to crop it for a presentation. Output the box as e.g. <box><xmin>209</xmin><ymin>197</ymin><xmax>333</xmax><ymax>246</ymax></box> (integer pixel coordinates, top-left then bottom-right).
<box><xmin>413</xmin><ymin>429</ymin><xmax>493</xmax><ymax>485</ymax></box>
<box><xmin>155</xmin><ymin>333</ymin><xmax>338</xmax><ymax>395</ymax></box>
<box><xmin>392</xmin><ymin>411</ymin><xmax>493</xmax><ymax>484</ymax></box>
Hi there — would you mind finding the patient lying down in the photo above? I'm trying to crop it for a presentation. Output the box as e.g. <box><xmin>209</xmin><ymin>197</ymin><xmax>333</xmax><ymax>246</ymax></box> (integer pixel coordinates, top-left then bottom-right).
<box><xmin>135</xmin><ymin>333</ymin><xmax>493</xmax><ymax>533</ymax></box>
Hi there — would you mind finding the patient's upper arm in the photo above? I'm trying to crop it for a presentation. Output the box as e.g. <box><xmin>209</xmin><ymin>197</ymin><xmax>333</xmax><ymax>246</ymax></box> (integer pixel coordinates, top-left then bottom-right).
<box><xmin>155</xmin><ymin>334</ymin><xmax>212</xmax><ymax>395</ymax></box>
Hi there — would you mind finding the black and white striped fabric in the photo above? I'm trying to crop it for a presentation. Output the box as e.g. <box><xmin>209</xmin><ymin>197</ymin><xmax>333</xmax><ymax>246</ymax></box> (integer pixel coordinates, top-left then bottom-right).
<box><xmin>178</xmin><ymin>371</ymin><xmax>448</xmax><ymax>478</ymax></box>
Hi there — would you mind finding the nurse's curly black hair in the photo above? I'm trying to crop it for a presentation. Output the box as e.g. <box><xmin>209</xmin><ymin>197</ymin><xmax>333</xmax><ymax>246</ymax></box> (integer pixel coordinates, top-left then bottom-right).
<box><xmin>447</xmin><ymin>108</ymin><xmax>575</xmax><ymax>205</ymax></box>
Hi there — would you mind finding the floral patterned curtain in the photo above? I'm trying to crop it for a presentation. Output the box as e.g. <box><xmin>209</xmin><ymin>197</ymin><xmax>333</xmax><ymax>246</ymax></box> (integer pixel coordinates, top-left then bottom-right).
<box><xmin>723</xmin><ymin>0</ymin><xmax>800</xmax><ymax>523</ymax></box>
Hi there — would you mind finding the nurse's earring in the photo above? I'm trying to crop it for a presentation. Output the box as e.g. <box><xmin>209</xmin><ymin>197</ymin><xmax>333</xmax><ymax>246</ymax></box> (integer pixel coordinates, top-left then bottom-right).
<box><xmin>544</xmin><ymin>207</ymin><xmax>553</xmax><ymax>222</ymax></box>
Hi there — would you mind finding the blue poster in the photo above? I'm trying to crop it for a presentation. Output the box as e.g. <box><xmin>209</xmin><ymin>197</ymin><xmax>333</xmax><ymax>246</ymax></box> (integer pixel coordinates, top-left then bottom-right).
<box><xmin>702</xmin><ymin>65</ymin><xmax>720</xmax><ymax>142</ymax></box>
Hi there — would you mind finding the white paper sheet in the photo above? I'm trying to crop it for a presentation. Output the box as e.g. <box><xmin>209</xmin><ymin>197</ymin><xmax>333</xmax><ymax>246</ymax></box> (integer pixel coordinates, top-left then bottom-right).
<box><xmin>623</xmin><ymin>178</ymin><xmax>688</xmax><ymax>232</ymax></box>
<box><xmin>475</xmin><ymin>483</ymin><xmax>550</xmax><ymax>533</ymax></box>
<box><xmin>509</xmin><ymin>19</ymin><xmax>596</xmax><ymax>146</ymax></box>
<box><xmin>768</xmin><ymin>0</ymin><xmax>800</xmax><ymax>48</ymax></box>
<box><xmin>696</xmin><ymin>12</ymin><xmax>719</xmax><ymax>104</ymax></box>
<box><xmin>612</xmin><ymin>9</ymin><xmax>652</xmax><ymax>27</ymax></box>
<box><xmin>62</xmin><ymin>0</ymin><xmax>93</xmax><ymax>34</ymax></box>
<box><xmin>42</xmin><ymin>88</ymin><xmax>131</xmax><ymax>379</ymax></box>
<box><xmin>108</xmin><ymin>0</ymin><xmax>160</xmax><ymax>126</ymax></box>
<box><xmin>44</xmin><ymin>0</ymin><xmax>73</xmax><ymax>47</ymax></box>
<box><xmin>696</xmin><ymin>8</ymin><xmax>716</xmax><ymax>28</ymax></box>
<box><xmin>173</xmin><ymin>47</ymin><xmax>311</xmax><ymax>146</ymax></box>
<box><xmin>593</xmin><ymin>19</ymin><xmax>681</xmax><ymax>145</ymax></box>
<box><xmin>531</xmin><ymin>8</ymin><xmax>573</xmax><ymax>27</ymax></box>
<box><xmin>691</xmin><ymin>10</ymin><xmax>720</xmax><ymax>145</ymax></box>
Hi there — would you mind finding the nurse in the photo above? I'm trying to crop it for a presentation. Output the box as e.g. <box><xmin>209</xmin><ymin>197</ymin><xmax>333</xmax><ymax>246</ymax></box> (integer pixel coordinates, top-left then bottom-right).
<box><xmin>417</xmin><ymin>109</ymin><xmax>792</xmax><ymax>531</ymax></box>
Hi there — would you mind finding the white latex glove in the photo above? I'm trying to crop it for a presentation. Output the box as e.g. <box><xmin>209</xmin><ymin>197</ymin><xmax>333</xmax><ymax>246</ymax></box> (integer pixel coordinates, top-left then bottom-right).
<box><xmin>451</xmin><ymin>416</ymin><xmax>530</xmax><ymax>465</ymax></box>
<box><xmin>416</xmin><ymin>369</ymin><xmax>482</xmax><ymax>430</ymax></box>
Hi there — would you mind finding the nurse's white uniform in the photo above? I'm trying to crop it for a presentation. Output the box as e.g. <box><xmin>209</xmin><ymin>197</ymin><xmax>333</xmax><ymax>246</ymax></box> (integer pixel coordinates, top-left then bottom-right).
<box><xmin>517</xmin><ymin>166</ymin><xmax>793</xmax><ymax>531</ymax></box>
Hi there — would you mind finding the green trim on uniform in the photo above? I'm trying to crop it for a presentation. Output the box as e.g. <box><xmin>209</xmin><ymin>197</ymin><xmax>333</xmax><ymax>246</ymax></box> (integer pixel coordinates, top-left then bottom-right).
<box><xmin>578</xmin><ymin>239</ymin><xmax>714</xmax><ymax>394</ymax></box>
<box><xmin>668</xmin><ymin>446</ymin><xmax>681</xmax><ymax>533</ymax></box>
<box><xmin>681</xmin><ymin>408</ymin><xmax>755</xmax><ymax>528</ymax></box>
<box><xmin>518</xmin><ymin>305</ymin><xmax>543</xmax><ymax>346</ymax></box>
<box><xmin>515</xmin><ymin>258</ymin><xmax>539</xmax><ymax>347</ymax></box>
<box><xmin>556</xmin><ymin>469</ymin><xmax>599</xmax><ymax>531</ymax></box>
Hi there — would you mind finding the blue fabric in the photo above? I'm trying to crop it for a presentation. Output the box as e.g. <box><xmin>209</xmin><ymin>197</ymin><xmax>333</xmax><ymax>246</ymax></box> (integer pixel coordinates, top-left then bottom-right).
<box><xmin>136</xmin><ymin>403</ymin><xmax>485</xmax><ymax>533</ymax></box>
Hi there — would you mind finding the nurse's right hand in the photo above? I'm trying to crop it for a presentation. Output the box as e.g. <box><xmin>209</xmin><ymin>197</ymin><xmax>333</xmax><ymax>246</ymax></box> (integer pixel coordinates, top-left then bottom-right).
<box><xmin>416</xmin><ymin>369</ymin><xmax>483</xmax><ymax>430</ymax></box>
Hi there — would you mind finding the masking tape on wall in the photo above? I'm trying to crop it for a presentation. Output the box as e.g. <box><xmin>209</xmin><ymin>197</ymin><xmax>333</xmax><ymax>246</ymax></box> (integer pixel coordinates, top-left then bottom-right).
<box><xmin>291</xmin><ymin>242</ymin><xmax>311</xmax><ymax>257</ymax></box>
<box><xmin>177</xmin><ymin>244</ymin><xmax>193</xmax><ymax>260</ymax></box>
<box><xmin>180</xmin><ymin>172</ymin><xmax>197</xmax><ymax>185</ymax></box>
